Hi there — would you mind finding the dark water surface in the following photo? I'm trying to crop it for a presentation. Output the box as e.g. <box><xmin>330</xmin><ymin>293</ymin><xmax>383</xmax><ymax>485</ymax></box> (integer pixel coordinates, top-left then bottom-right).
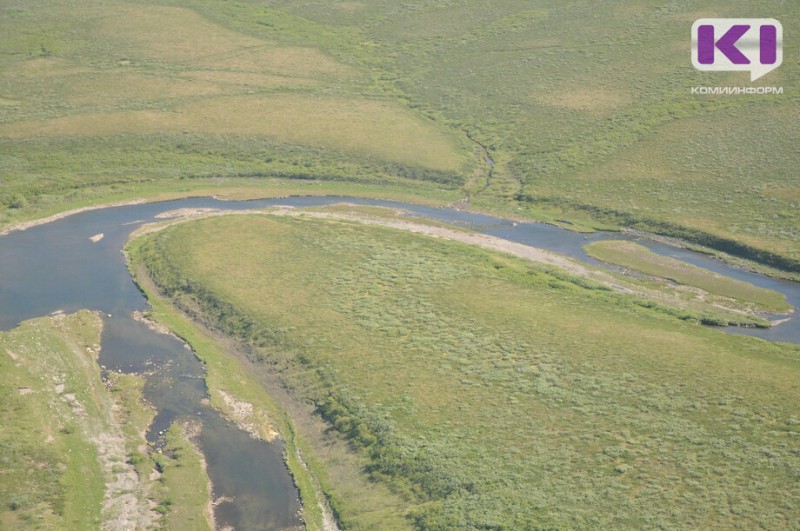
<box><xmin>0</xmin><ymin>195</ymin><xmax>797</xmax><ymax>528</ymax></box>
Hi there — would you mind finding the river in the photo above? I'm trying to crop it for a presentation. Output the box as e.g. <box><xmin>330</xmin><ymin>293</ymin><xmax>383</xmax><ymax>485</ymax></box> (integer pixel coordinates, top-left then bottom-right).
<box><xmin>0</xmin><ymin>195</ymin><xmax>796</xmax><ymax>529</ymax></box>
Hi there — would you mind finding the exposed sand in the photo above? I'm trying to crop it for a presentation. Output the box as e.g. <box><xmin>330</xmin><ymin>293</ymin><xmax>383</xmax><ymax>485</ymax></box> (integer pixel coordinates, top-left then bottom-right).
<box><xmin>131</xmin><ymin>310</ymin><xmax>173</xmax><ymax>336</ymax></box>
<box><xmin>218</xmin><ymin>389</ymin><xmax>279</xmax><ymax>443</ymax></box>
<box><xmin>155</xmin><ymin>207</ymin><xmax>221</xmax><ymax>219</ymax></box>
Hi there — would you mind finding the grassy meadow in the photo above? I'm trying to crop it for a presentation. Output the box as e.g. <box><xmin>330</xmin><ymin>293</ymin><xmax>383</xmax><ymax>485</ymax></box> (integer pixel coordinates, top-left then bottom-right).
<box><xmin>0</xmin><ymin>0</ymin><xmax>798</xmax><ymax>272</ymax></box>
<box><xmin>0</xmin><ymin>0</ymin><xmax>473</xmax><ymax>230</ymax></box>
<box><xmin>133</xmin><ymin>214</ymin><xmax>800</xmax><ymax>529</ymax></box>
<box><xmin>272</xmin><ymin>0</ymin><xmax>800</xmax><ymax>268</ymax></box>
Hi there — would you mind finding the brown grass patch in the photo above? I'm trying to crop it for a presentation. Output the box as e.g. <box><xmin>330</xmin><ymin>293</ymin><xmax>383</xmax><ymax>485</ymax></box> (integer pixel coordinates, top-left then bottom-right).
<box><xmin>612</xmin><ymin>3</ymin><xmax>650</xmax><ymax>18</ymax></box>
<box><xmin>520</xmin><ymin>38</ymin><xmax>562</xmax><ymax>49</ymax></box>
<box><xmin>179</xmin><ymin>70</ymin><xmax>315</xmax><ymax>89</ymax></box>
<box><xmin>537</xmin><ymin>88</ymin><xmax>630</xmax><ymax>114</ymax></box>
<box><xmin>5</xmin><ymin>57</ymin><xmax>93</xmax><ymax>79</ymax></box>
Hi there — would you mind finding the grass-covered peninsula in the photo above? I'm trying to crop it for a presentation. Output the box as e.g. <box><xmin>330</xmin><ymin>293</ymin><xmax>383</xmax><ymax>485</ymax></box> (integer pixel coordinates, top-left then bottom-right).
<box><xmin>130</xmin><ymin>213</ymin><xmax>800</xmax><ymax>529</ymax></box>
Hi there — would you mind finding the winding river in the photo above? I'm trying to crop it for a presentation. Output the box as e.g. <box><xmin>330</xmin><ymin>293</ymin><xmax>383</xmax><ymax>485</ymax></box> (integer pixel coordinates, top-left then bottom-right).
<box><xmin>1</xmin><ymin>195</ymin><xmax>796</xmax><ymax>529</ymax></box>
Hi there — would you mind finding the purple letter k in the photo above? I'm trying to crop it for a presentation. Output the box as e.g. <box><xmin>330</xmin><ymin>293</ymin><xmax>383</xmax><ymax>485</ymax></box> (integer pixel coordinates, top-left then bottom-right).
<box><xmin>698</xmin><ymin>24</ymin><xmax>751</xmax><ymax>65</ymax></box>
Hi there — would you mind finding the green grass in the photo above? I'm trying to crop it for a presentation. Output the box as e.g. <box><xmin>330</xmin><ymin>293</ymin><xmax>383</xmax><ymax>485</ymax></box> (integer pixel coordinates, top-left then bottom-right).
<box><xmin>132</xmin><ymin>214</ymin><xmax>800</xmax><ymax>529</ymax></box>
<box><xmin>0</xmin><ymin>312</ymin><xmax>109</xmax><ymax>529</ymax></box>
<box><xmin>585</xmin><ymin>240</ymin><xmax>791</xmax><ymax>314</ymax></box>
<box><xmin>153</xmin><ymin>421</ymin><xmax>213</xmax><ymax>530</ymax></box>
<box><xmin>1</xmin><ymin>0</ymin><xmax>798</xmax><ymax>273</ymax></box>
<box><xmin>292</xmin><ymin>205</ymin><xmax>775</xmax><ymax>326</ymax></box>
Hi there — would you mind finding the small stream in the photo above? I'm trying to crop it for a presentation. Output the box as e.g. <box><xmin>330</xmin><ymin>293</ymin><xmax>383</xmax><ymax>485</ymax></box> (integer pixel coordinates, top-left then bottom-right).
<box><xmin>0</xmin><ymin>194</ymin><xmax>796</xmax><ymax>529</ymax></box>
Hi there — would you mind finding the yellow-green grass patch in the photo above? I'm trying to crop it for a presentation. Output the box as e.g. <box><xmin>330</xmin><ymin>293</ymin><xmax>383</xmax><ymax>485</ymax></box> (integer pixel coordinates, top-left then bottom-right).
<box><xmin>4</xmin><ymin>57</ymin><xmax>94</xmax><ymax>79</ymax></box>
<box><xmin>535</xmin><ymin>87</ymin><xmax>631</xmax><ymax>115</ymax></box>
<box><xmin>335</xmin><ymin>2</ymin><xmax>367</xmax><ymax>12</ymax></box>
<box><xmin>61</xmin><ymin>70</ymin><xmax>228</xmax><ymax>106</ymax></box>
<box><xmin>764</xmin><ymin>185</ymin><xmax>800</xmax><ymax>203</ymax></box>
<box><xmin>178</xmin><ymin>69</ymin><xmax>316</xmax><ymax>89</ymax></box>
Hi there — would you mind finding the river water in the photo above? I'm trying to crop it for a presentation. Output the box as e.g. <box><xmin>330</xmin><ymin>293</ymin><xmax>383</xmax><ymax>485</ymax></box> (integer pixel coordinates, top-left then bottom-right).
<box><xmin>0</xmin><ymin>195</ymin><xmax>796</xmax><ymax>528</ymax></box>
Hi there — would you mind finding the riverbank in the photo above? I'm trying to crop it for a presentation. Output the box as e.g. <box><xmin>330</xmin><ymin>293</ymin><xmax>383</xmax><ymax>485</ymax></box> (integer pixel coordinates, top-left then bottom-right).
<box><xmin>0</xmin><ymin>311</ymin><xmax>175</xmax><ymax>529</ymax></box>
<box><xmin>3</xmin><ymin>182</ymin><xmax>798</xmax><ymax>292</ymax></box>
<box><xmin>585</xmin><ymin>240</ymin><xmax>792</xmax><ymax>314</ymax></box>
<box><xmin>121</xmin><ymin>204</ymin><xmax>796</xmax><ymax>526</ymax></box>
<box><xmin>0</xmin><ymin>180</ymin><xmax>455</xmax><ymax>238</ymax></box>
<box><xmin>126</xmin><ymin>249</ymin><xmax>343</xmax><ymax>530</ymax></box>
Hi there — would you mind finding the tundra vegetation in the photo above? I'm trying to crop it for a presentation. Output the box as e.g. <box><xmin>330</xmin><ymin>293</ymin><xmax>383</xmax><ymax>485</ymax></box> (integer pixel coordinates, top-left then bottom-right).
<box><xmin>2</xmin><ymin>0</ymin><xmax>799</xmax><ymax>528</ymax></box>
<box><xmin>1</xmin><ymin>0</ymin><xmax>798</xmax><ymax>272</ymax></box>
<box><xmin>131</xmin><ymin>214</ymin><xmax>800</xmax><ymax>529</ymax></box>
